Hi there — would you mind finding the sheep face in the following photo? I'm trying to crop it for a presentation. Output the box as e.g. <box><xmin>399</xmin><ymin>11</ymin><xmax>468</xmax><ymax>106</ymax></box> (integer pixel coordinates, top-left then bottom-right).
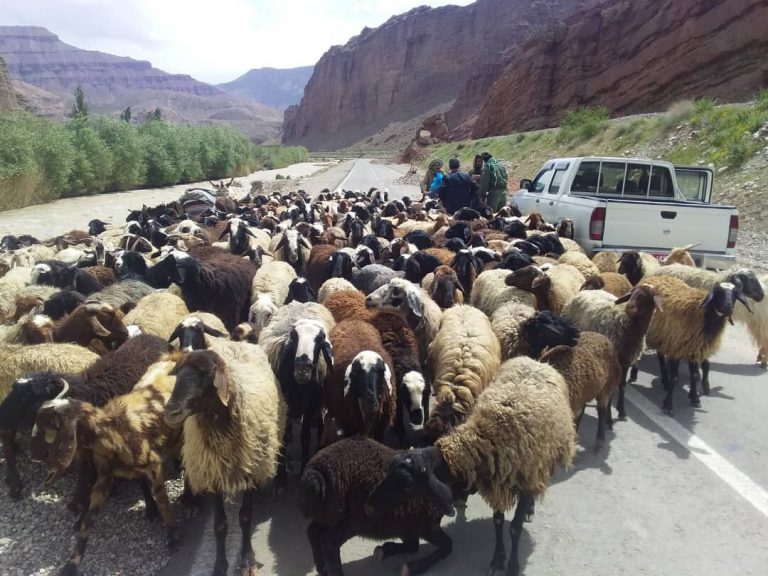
<box><xmin>344</xmin><ymin>351</ymin><xmax>391</xmax><ymax>427</ymax></box>
<box><xmin>249</xmin><ymin>294</ymin><xmax>278</xmax><ymax>336</ymax></box>
<box><xmin>80</xmin><ymin>303</ymin><xmax>129</xmax><ymax>349</ymax></box>
<box><xmin>230</xmin><ymin>323</ymin><xmax>257</xmax><ymax>343</ymax></box>
<box><xmin>505</xmin><ymin>265</ymin><xmax>544</xmax><ymax>290</ymax></box>
<box><xmin>43</xmin><ymin>291</ymin><xmax>86</xmax><ymax>320</ymax></box>
<box><xmin>168</xmin><ymin>317</ymin><xmax>226</xmax><ymax>351</ymax></box>
<box><xmin>729</xmin><ymin>270</ymin><xmax>765</xmax><ymax>302</ymax></box>
<box><xmin>401</xmin><ymin>371</ymin><xmax>425</xmax><ymax>425</ymax></box>
<box><xmin>702</xmin><ymin>282</ymin><xmax>748</xmax><ymax>323</ymax></box>
<box><xmin>278</xmin><ymin>230</ymin><xmax>303</xmax><ymax>265</ymax></box>
<box><xmin>328</xmin><ymin>252</ymin><xmax>355</xmax><ymax>281</ymax></box>
<box><xmin>556</xmin><ymin>218</ymin><xmax>575</xmax><ymax>239</ymax></box>
<box><xmin>166</xmin><ymin>350</ymin><xmax>229</xmax><ymax>426</ymax></box>
<box><xmin>366</xmin><ymin>280</ymin><xmax>423</xmax><ymax>329</ymax></box>
<box><xmin>367</xmin><ymin>446</ymin><xmax>455</xmax><ymax>518</ymax></box>
<box><xmin>29</xmin><ymin>398</ymin><xmax>81</xmax><ymax>485</ymax></box>
<box><xmin>618</xmin><ymin>252</ymin><xmax>644</xmax><ymax>285</ymax></box>
<box><xmin>284</xmin><ymin>278</ymin><xmax>317</xmax><ymax>305</ymax></box>
<box><xmin>498</xmin><ymin>250</ymin><xmax>534</xmax><ymax>271</ymax></box>
<box><xmin>285</xmin><ymin>319</ymin><xmax>333</xmax><ymax>385</ymax></box>
<box><xmin>519</xmin><ymin>311</ymin><xmax>581</xmax><ymax>358</ymax></box>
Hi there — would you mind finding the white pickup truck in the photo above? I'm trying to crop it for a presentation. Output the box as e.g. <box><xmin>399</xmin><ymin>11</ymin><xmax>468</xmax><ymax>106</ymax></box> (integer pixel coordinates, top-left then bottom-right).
<box><xmin>512</xmin><ymin>157</ymin><xmax>739</xmax><ymax>269</ymax></box>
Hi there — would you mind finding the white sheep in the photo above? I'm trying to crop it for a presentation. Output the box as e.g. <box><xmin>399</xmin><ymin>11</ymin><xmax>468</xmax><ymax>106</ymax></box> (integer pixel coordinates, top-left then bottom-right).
<box><xmin>317</xmin><ymin>277</ymin><xmax>358</xmax><ymax>304</ymax></box>
<box><xmin>490</xmin><ymin>300</ymin><xmax>537</xmax><ymax>360</ymax></box>
<box><xmin>123</xmin><ymin>292</ymin><xmax>190</xmax><ymax>340</ymax></box>
<box><xmin>249</xmin><ymin>261</ymin><xmax>298</xmax><ymax>337</ymax></box>
<box><xmin>469</xmin><ymin>269</ymin><xmax>535</xmax><ymax>317</ymax></box>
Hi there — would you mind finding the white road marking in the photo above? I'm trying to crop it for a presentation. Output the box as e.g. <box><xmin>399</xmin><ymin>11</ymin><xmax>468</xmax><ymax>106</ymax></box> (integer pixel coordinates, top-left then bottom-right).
<box><xmin>333</xmin><ymin>160</ymin><xmax>359</xmax><ymax>194</ymax></box>
<box><xmin>626</xmin><ymin>386</ymin><xmax>768</xmax><ymax>518</ymax></box>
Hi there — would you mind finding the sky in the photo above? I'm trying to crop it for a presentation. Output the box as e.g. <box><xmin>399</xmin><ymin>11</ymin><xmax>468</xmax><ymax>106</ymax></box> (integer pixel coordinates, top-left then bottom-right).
<box><xmin>2</xmin><ymin>0</ymin><xmax>475</xmax><ymax>84</ymax></box>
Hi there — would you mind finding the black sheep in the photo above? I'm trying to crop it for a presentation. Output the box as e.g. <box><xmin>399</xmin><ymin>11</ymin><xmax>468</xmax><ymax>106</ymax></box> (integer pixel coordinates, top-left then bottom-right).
<box><xmin>445</xmin><ymin>222</ymin><xmax>472</xmax><ymax>245</ymax></box>
<box><xmin>43</xmin><ymin>290</ymin><xmax>86</xmax><ymax>320</ymax></box>
<box><xmin>497</xmin><ymin>250</ymin><xmax>534</xmax><ymax>271</ymax></box>
<box><xmin>404</xmin><ymin>230</ymin><xmax>434</xmax><ymax>250</ymax></box>
<box><xmin>58</xmin><ymin>266</ymin><xmax>104</xmax><ymax>296</ymax></box>
<box><xmin>404</xmin><ymin>251</ymin><xmax>442</xmax><ymax>284</ymax></box>
<box><xmin>442</xmin><ymin>238</ymin><xmax>467</xmax><ymax>252</ymax></box>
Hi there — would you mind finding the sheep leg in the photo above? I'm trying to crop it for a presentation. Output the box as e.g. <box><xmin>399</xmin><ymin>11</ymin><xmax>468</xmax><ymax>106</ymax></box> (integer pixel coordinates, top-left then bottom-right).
<box><xmin>319</xmin><ymin>521</ymin><xmax>355</xmax><ymax>576</ymax></box>
<box><xmin>629</xmin><ymin>364</ymin><xmax>639</xmax><ymax>382</ymax></box>
<box><xmin>276</xmin><ymin>423</ymin><xmax>291</xmax><ymax>488</ymax></box>
<box><xmin>238</xmin><ymin>489</ymin><xmax>259</xmax><ymax>576</ymax></box>
<box><xmin>374</xmin><ymin>537</ymin><xmax>419</xmax><ymax>561</ymax></box>
<box><xmin>58</xmin><ymin>471</ymin><xmax>113</xmax><ymax>576</ymax></box>
<box><xmin>300</xmin><ymin>413</ymin><xmax>313</xmax><ymax>473</ymax></box>
<box><xmin>403</xmin><ymin>528</ymin><xmax>453</xmax><ymax>575</ymax></box>
<box><xmin>616</xmin><ymin>369</ymin><xmax>628</xmax><ymax>421</ymax></box>
<box><xmin>69</xmin><ymin>455</ymin><xmax>96</xmax><ymax>517</ymax></box>
<box><xmin>574</xmin><ymin>406</ymin><xmax>586</xmax><ymax>431</ymax></box>
<box><xmin>688</xmin><ymin>362</ymin><xmax>702</xmax><ymax>408</ymax></box>
<box><xmin>138</xmin><ymin>477</ymin><xmax>159</xmax><ymax>520</ymax></box>
<box><xmin>1</xmin><ymin>431</ymin><xmax>23</xmax><ymax>500</ymax></box>
<box><xmin>212</xmin><ymin>492</ymin><xmax>229</xmax><ymax>576</ymax></box>
<box><xmin>669</xmin><ymin>359</ymin><xmax>680</xmax><ymax>386</ymax></box>
<box><xmin>505</xmin><ymin>492</ymin><xmax>534</xmax><ymax>576</ymax></box>
<box><xmin>306</xmin><ymin>523</ymin><xmax>328</xmax><ymax>576</ymax></box>
<box><xmin>662</xmin><ymin>361</ymin><xmax>677</xmax><ymax>416</ymax></box>
<box><xmin>147</xmin><ymin>466</ymin><xmax>180</xmax><ymax>551</ymax></box>
<box><xmin>489</xmin><ymin>510</ymin><xmax>506</xmax><ymax>574</ymax></box>
<box><xmin>701</xmin><ymin>359</ymin><xmax>711</xmax><ymax>395</ymax></box>
<box><xmin>596</xmin><ymin>404</ymin><xmax>607</xmax><ymax>451</ymax></box>
<box><xmin>657</xmin><ymin>353</ymin><xmax>670</xmax><ymax>391</ymax></box>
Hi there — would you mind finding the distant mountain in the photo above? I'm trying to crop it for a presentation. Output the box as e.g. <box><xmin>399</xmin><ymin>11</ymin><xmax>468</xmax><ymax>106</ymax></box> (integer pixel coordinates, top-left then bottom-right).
<box><xmin>0</xmin><ymin>55</ymin><xmax>18</xmax><ymax>111</ymax></box>
<box><xmin>218</xmin><ymin>66</ymin><xmax>314</xmax><ymax>110</ymax></box>
<box><xmin>0</xmin><ymin>26</ymin><xmax>283</xmax><ymax>142</ymax></box>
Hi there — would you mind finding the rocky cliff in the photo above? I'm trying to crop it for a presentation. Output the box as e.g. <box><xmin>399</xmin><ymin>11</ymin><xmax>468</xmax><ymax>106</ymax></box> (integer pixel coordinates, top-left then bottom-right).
<box><xmin>0</xmin><ymin>55</ymin><xmax>18</xmax><ymax>111</ymax></box>
<box><xmin>0</xmin><ymin>26</ymin><xmax>283</xmax><ymax>142</ymax></box>
<box><xmin>218</xmin><ymin>66</ymin><xmax>314</xmax><ymax>110</ymax></box>
<box><xmin>472</xmin><ymin>0</ymin><xmax>768</xmax><ymax>137</ymax></box>
<box><xmin>282</xmin><ymin>0</ymin><xmax>575</xmax><ymax>150</ymax></box>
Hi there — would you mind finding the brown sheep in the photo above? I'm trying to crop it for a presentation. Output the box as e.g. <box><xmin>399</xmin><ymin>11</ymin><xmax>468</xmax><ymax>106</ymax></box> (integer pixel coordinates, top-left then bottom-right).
<box><xmin>425</xmin><ymin>265</ymin><xmax>465</xmax><ymax>309</ymax></box>
<box><xmin>581</xmin><ymin>273</ymin><xmax>633</xmax><ymax>298</ymax></box>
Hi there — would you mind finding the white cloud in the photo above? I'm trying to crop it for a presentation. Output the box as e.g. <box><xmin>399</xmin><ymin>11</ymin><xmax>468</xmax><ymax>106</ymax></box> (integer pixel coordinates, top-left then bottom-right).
<box><xmin>1</xmin><ymin>0</ymin><xmax>475</xmax><ymax>83</ymax></box>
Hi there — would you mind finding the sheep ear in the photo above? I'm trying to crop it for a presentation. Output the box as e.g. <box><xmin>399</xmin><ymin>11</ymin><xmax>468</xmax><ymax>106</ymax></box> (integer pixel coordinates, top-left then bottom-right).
<box><xmin>217</xmin><ymin>222</ymin><xmax>231</xmax><ymax>241</ymax></box>
<box><xmin>244</xmin><ymin>226</ymin><xmax>258</xmax><ymax>238</ymax></box>
<box><xmin>405</xmin><ymin>290</ymin><xmax>423</xmax><ymax>326</ymax></box>
<box><xmin>321</xmin><ymin>339</ymin><xmax>334</xmax><ymax>373</ymax></box>
<box><xmin>653</xmin><ymin>295</ymin><xmax>664</xmax><ymax>312</ymax></box>
<box><xmin>168</xmin><ymin>325</ymin><xmax>181</xmax><ymax>343</ymax></box>
<box><xmin>203</xmin><ymin>324</ymin><xmax>227</xmax><ymax>338</ymax></box>
<box><xmin>89</xmin><ymin>316</ymin><xmax>111</xmax><ymax>337</ymax></box>
<box><xmin>531</xmin><ymin>274</ymin><xmax>545</xmax><ymax>289</ymax></box>
<box><xmin>300</xmin><ymin>236</ymin><xmax>313</xmax><ymax>251</ymax></box>
<box><xmin>427</xmin><ymin>472</ymin><xmax>456</xmax><ymax>518</ymax></box>
<box><xmin>213</xmin><ymin>366</ymin><xmax>231</xmax><ymax>407</ymax></box>
<box><xmin>735</xmin><ymin>291</ymin><xmax>753</xmax><ymax>313</ymax></box>
<box><xmin>614</xmin><ymin>292</ymin><xmax>632</xmax><ymax>305</ymax></box>
<box><xmin>700</xmin><ymin>291</ymin><xmax>715</xmax><ymax>309</ymax></box>
<box><xmin>276</xmin><ymin>234</ymin><xmax>288</xmax><ymax>250</ymax></box>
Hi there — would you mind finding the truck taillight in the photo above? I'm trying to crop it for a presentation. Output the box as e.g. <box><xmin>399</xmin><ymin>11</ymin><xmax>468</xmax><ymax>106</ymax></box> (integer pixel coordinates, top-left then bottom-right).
<box><xmin>589</xmin><ymin>207</ymin><xmax>606</xmax><ymax>241</ymax></box>
<box><xmin>727</xmin><ymin>214</ymin><xmax>738</xmax><ymax>249</ymax></box>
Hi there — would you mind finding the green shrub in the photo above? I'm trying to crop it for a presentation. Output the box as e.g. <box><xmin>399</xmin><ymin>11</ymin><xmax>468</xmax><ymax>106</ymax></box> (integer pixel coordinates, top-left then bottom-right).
<box><xmin>663</xmin><ymin>100</ymin><xmax>695</xmax><ymax>129</ymax></box>
<box><xmin>556</xmin><ymin>106</ymin><xmax>610</xmax><ymax>143</ymax></box>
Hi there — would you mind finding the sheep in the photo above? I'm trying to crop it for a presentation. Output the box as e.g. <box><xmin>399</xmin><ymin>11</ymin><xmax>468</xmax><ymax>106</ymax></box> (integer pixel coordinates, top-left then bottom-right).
<box><xmin>639</xmin><ymin>276</ymin><xmax>750</xmax><ymax>414</ymax></box>
<box><xmin>323</xmin><ymin>320</ymin><xmax>396</xmax><ymax>444</ymax></box>
<box><xmin>521</xmin><ymin>312</ymin><xmax>621</xmax><ymax>448</ymax></box>
<box><xmin>258</xmin><ymin>302</ymin><xmax>335</xmax><ymax>474</ymax></box>
<box><xmin>164</xmin><ymin>348</ymin><xmax>286</xmax><ymax>576</ymax></box>
<box><xmin>365</xmin><ymin>278</ymin><xmax>443</xmax><ymax>365</ymax></box>
<box><xmin>351</xmin><ymin>264</ymin><xmax>402</xmax><ymax>295</ymax></box>
<box><xmin>470</xmin><ymin>269</ymin><xmax>536</xmax><ymax>318</ymax></box>
<box><xmin>490</xmin><ymin>300</ymin><xmax>537</xmax><ymax>360</ymax></box>
<box><xmin>591</xmin><ymin>251</ymin><xmax>619</xmax><ymax>273</ymax></box>
<box><xmin>317</xmin><ymin>277</ymin><xmax>358</xmax><ymax>304</ymax></box>
<box><xmin>249</xmin><ymin>261</ymin><xmax>297</xmax><ymax>338</ymax></box>
<box><xmin>451</xmin><ymin>248</ymin><xmax>480</xmax><ymax>296</ymax></box>
<box><xmin>21</xmin><ymin>302</ymin><xmax>129</xmax><ymax>354</ymax></box>
<box><xmin>647</xmin><ymin>264</ymin><xmax>768</xmax><ymax>367</ymax></box>
<box><xmin>0</xmin><ymin>267</ymin><xmax>35</xmax><ymax>319</ymax></box>
<box><xmin>31</xmin><ymin>353</ymin><xmax>181</xmax><ymax>574</ymax></box>
<box><xmin>298</xmin><ymin>437</ymin><xmax>452</xmax><ymax>576</ymax></box>
<box><xmin>580</xmin><ymin>272</ymin><xmax>633</xmax><ymax>298</ymax></box>
<box><xmin>306</xmin><ymin>244</ymin><xmax>340</xmax><ymax>291</ymax></box>
<box><xmin>423</xmin><ymin>305</ymin><xmax>501</xmax><ymax>441</ymax></box>
<box><xmin>556</xmin><ymin>218</ymin><xmax>574</xmax><ymax>239</ymax></box>
<box><xmin>505</xmin><ymin>264</ymin><xmax>584</xmax><ymax>314</ymax></box>
<box><xmin>271</xmin><ymin>228</ymin><xmax>312</xmax><ymax>274</ymax></box>
<box><xmin>218</xmin><ymin>216</ymin><xmax>271</xmax><ymax>260</ymax></box>
<box><xmin>618</xmin><ymin>250</ymin><xmax>661</xmax><ymax>285</ymax></box>
<box><xmin>557</xmin><ymin>251</ymin><xmax>600</xmax><ymax>277</ymax></box>
<box><xmin>42</xmin><ymin>290</ymin><xmax>87</xmax><ymax>320</ymax></box>
<box><xmin>86</xmin><ymin>279</ymin><xmax>155</xmax><ymax>313</ymax></box>
<box><xmin>421</xmin><ymin>265</ymin><xmax>466</xmax><ymax>309</ymax></box>
<box><xmin>123</xmin><ymin>292</ymin><xmax>190</xmax><ymax>340</ymax></box>
<box><xmin>368</xmin><ymin>356</ymin><xmax>576</xmax><ymax>576</ymax></box>
<box><xmin>81</xmin><ymin>265</ymin><xmax>118</xmax><ymax>286</ymax></box>
<box><xmin>168</xmin><ymin>251</ymin><xmax>256</xmax><ymax>331</ymax></box>
<box><xmin>661</xmin><ymin>244</ymin><xmax>698</xmax><ymax>267</ymax></box>
<box><xmin>562</xmin><ymin>285</ymin><xmax>661</xmax><ymax>420</ymax></box>
<box><xmin>167</xmin><ymin>314</ymin><xmax>229</xmax><ymax>352</ymax></box>
<box><xmin>0</xmin><ymin>334</ymin><xmax>166</xmax><ymax>500</ymax></box>
<box><xmin>284</xmin><ymin>277</ymin><xmax>317</xmax><ymax>304</ymax></box>
<box><xmin>230</xmin><ymin>323</ymin><xmax>257</xmax><ymax>343</ymax></box>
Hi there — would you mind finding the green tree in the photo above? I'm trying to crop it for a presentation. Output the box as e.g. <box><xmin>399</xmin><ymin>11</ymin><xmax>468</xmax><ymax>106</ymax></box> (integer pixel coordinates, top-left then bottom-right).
<box><xmin>120</xmin><ymin>106</ymin><xmax>132</xmax><ymax>123</ymax></box>
<box><xmin>69</xmin><ymin>85</ymin><xmax>89</xmax><ymax>119</ymax></box>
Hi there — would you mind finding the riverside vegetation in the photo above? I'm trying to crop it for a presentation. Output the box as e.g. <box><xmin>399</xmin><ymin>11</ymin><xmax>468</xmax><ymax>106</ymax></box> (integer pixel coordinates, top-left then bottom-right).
<box><xmin>0</xmin><ymin>105</ymin><xmax>308</xmax><ymax>211</ymax></box>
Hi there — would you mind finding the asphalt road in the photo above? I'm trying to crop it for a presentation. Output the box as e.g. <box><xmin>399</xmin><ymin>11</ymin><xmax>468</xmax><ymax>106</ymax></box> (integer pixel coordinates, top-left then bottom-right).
<box><xmin>1</xmin><ymin>160</ymin><xmax>766</xmax><ymax>575</ymax></box>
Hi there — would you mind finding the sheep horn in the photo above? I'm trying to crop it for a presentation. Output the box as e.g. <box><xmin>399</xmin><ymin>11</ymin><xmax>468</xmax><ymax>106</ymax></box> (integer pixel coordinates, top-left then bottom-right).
<box><xmin>681</xmin><ymin>243</ymin><xmax>701</xmax><ymax>251</ymax></box>
<box><xmin>54</xmin><ymin>378</ymin><xmax>70</xmax><ymax>400</ymax></box>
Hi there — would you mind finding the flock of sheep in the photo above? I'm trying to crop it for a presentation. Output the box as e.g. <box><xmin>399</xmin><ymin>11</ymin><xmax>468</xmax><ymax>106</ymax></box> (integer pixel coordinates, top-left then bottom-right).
<box><xmin>0</xmin><ymin>183</ymin><xmax>765</xmax><ymax>576</ymax></box>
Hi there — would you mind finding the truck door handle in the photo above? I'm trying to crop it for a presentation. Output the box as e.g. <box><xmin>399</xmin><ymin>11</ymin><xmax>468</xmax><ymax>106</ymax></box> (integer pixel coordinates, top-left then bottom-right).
<box><xmin>660</xmin><ymin>211</ymin><xmax>677</xmax><ymax>219</ymax></box>
<box><xmin>548</xmin><ymin>201</ymin><xmax>554</xmax><ymax>206</ymax></box>
<box><xmin>535</xmin><ymin>199</ymin><xmax>540</xmax><ymax>203</ymax></box>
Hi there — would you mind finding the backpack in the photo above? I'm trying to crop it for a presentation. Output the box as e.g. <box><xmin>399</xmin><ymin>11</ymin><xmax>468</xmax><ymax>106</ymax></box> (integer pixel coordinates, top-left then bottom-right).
<box><xmin>487</xmin><ymin>159</ymin><xmax>508</xmax><ymax>190</ymax></box>
<box><xmin>429</xmin><ymin>171</ymin><xmax>444</xmax><ymax>197</ymax></box>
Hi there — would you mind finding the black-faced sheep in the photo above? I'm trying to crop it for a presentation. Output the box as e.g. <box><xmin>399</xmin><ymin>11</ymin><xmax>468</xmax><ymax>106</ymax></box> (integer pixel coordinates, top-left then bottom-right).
<box><xmin>324</xmin><ymin>320</ymin><xmax>396</xmax><ymax>443</ymax></box>
<box><xmin>299</xmin><ymin>437</ymin><xmax>451</xmax><ymax>576</ymax></box>
<box><xmin>42</xmin><ymin>290</ymin><xmax>86</xmax><ymax>320</ymax></box>
<box><xmin>271</xmin><ymin>228</ymin><xmax>312</xmax><ymax>275</ymax></box>
<box><xmin>368</xmin><ymin>357</ymin><xmax>576</xmax><ymax>576</ymax></box>
<box><xmin>284</xmin><ymin>277</ymin><xmax>317</xmax><ymax>304</ymax></box>
<box><xmin>618</xmin><ymin>250</ymin><xmax>661</xmax><ymax>285</ymax></box>
<box><xmin>164</xmin><ymin>348</ymin><xmax>285</xmax><ymax>576</ymax></box>
<box><xmin>640</xmin><ymin>276</ymin><xmax>750</xmax><ymax>414</ymax></box>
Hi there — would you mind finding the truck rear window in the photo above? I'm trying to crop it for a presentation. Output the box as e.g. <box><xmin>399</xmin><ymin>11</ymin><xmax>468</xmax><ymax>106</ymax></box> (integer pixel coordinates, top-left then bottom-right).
<box><xmin>571</xmin><ymin>161</ymin><xmax>600</xmax><ymax>193</ymax></box>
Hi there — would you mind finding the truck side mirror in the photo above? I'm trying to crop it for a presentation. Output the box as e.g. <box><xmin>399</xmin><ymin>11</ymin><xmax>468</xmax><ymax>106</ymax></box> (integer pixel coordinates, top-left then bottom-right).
<box><xmin>519</xmin><ymin>179</ymin><xmax>533</xmax><ymax>192</ymax></box>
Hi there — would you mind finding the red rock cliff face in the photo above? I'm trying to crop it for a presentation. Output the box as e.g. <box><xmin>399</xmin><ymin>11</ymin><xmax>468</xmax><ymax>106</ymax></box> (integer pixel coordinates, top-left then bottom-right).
<box><xmin>282</xmin><ymin>0</ymin><xmax>576</xmax><ymax>150</ymax></box>
<box><xmin>472</xmin><ymin>0</ymin><xmax>768</xmax><ymax>138</ymax></box>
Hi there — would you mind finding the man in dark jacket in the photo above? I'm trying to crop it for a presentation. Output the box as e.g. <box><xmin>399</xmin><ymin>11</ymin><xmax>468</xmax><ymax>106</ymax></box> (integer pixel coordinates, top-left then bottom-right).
<box><xmin>438</xmin><ymin>158</ymin><xmax>478</xmax><ymax>214</ymax></box>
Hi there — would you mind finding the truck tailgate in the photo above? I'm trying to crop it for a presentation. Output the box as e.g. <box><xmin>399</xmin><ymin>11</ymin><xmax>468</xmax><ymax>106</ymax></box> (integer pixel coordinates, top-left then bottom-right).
<box><xmin>602</xmin><ymin>200</ymin><xmax>733</xmax><ymax>253</ymax></box>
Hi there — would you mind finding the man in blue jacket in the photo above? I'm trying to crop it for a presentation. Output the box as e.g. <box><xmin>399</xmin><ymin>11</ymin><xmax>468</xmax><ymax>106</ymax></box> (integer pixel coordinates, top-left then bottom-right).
<box><xmin>438</xmin><ymin>158</ymin><xmax>478</xmax><ymax>214</ymax></box>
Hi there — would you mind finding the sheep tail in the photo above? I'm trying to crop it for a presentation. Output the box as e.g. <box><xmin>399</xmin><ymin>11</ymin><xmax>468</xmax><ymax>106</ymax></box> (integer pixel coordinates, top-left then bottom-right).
<box><xmin>298</xmin><ymin>468</ymin><xmax>327</xmax><ymax>516</ymax></box>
